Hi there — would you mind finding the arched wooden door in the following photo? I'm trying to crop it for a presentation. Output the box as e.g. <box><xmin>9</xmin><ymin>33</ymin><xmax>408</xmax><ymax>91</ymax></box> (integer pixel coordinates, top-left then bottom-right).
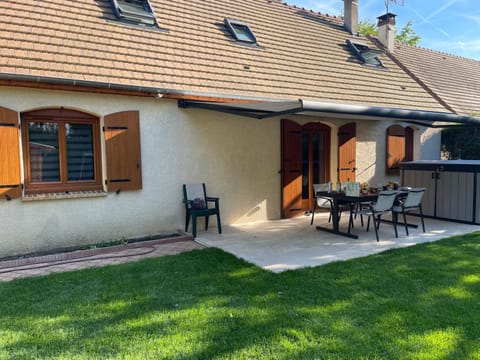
<box><xmin>338</xmin><ymin>122</ymin><xmax>356</xmax><ymax>182</ymax></box>
<box><xmin>281</xmin><ymin>119</ymin><xmax>330</xmax><ymax>218</ymax></box>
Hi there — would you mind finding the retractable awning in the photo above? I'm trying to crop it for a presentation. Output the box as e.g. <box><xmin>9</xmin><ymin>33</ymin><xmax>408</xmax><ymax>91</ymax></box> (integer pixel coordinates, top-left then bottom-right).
<box><xmin>178</xmin><ymin>99</ymin><xmax>480</xmax><ymax>127</ymax></box>
<box><xmin>178</xmin><ymin>99</ymin><xmax>303</xmax><ymax>119</ymax></box>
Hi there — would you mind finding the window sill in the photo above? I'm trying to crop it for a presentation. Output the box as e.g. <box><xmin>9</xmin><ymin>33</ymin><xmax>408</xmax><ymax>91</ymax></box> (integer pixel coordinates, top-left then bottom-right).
<box><xmin>22</xmin><ymin>190</ymin><xmax>107</xmax><ymax>202</ymax></box>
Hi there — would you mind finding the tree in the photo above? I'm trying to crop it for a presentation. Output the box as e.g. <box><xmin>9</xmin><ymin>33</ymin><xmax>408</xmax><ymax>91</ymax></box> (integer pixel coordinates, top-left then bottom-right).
<box><xmin>396</xmin><ymin>20</ymin><xmax>421</xmax><ymax>45</ymax></box>
<box><xmin>442</xmin><ymin>116</ymin><xmax>480</xmax><ymax>160</ymax></box>
<box><xmin>357</xmin><ymin>19</ymin><xmax>421</xmax><ymax>46</ymax></box>
<box><xmin>358</xmin><ymin>19</ymin><xmax>378</xmax><ymax>36</ymax></box>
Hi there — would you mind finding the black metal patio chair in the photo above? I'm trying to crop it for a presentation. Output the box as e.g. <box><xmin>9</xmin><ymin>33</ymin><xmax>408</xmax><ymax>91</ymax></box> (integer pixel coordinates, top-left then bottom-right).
<box><xmin>348</xmin><ymin>190</ymin><xmax>398</xmax><ymax>241</ymax></box>
<box><xmin>392</xmin><ymin>187</ymin><xmax>426</xmax><ymax>236</ymax></box>
<box><xmin>310</xmin><ymin>183</ymin><xmax>350</xmax><ymax>226</ymax></box>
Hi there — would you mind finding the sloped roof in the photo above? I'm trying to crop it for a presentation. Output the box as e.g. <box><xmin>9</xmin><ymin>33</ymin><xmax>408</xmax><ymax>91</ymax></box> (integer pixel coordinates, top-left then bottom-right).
<box><xmin>0</xmin><ymin>0</ymin><xmax>447</xmax><ymax>112</ymax></box>
<box><xmin>390</xmin><ymin>43</ymin><xmax>480</xmax><ymax>115</ymax></box>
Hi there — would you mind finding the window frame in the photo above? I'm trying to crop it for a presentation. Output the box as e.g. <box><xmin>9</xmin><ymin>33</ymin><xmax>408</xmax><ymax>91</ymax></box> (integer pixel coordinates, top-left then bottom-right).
<box><xmin>21</xmin><ymin>109</ymin><xmax>103</xmax><ymax>195</ymax></box>
<box><xmin>346</xmin><ymin>39</ymin><xmax>385</xmax><ymax>68</ymax></box>
<box><xmin>224</xmin><ymin>18</ymin><xmax>257</xmax><ymax>44</ymax></box>
<box><xmin>110</xmin><ymin>0</ymin><xmax>157</xmax><ymax>27</ymax></box>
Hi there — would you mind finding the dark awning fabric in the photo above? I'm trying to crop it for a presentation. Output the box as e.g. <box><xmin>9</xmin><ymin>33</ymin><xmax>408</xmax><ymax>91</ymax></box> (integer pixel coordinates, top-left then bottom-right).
<box><xmin>178</xmin><ymin>99</ymin><xmax>303</xmax><ymax>119</ymax></box>
<box><xmin>178</xmin><ymin>99</ymin><xmax>480</xmax><ymax>127</ymax></box>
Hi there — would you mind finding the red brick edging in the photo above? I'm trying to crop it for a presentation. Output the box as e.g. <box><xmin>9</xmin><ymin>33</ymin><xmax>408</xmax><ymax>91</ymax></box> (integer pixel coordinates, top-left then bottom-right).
<box><xmin>0</xmin><ymin>231</ymin><xmax>194</xmax><ymax>269</ymax></box>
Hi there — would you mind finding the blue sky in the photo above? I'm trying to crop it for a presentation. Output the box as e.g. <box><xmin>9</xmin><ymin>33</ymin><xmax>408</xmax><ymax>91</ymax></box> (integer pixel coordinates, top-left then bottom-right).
<box><xmin>289</xmin><ymin>0</ymin><xmax>480</xmax><ymax>60</ymax></box>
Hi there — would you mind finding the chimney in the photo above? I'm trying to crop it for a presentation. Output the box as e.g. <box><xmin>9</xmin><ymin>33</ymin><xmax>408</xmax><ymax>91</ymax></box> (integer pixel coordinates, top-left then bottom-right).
<box><xmin>377</xmin><ymin>13</ymin><xmax>397</xmax><ymax>51</ymax></box>
<box><xmin>344</xmin><ymin>0</ymin><xmax>358</xmax><ymax>35</ymax></box>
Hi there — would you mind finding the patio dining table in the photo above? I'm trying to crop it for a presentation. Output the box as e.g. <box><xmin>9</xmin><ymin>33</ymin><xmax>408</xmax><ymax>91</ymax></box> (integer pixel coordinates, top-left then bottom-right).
<box><xmin>315</xmin><ymin>190</ymin><xmax>415</xmax><ymax>239</ymax></box>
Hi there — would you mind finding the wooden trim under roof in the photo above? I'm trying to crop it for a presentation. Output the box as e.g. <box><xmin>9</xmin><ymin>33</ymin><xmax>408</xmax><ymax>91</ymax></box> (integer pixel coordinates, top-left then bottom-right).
<box><xmin>0</xmin><ymin>78</ymin><xmax>156</xmax><ymax>98</ymax></box>
<box><xmin>0</xmin><ymin>78</ymin><xmax>255</xmax><ymax>103</ymax></box>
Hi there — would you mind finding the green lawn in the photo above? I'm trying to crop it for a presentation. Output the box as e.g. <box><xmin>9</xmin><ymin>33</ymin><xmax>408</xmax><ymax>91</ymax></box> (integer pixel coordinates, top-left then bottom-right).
<box><xmin>1</xmin><ymin>233</ymin><xmax>480</xmax><ymax>359</ymax></box>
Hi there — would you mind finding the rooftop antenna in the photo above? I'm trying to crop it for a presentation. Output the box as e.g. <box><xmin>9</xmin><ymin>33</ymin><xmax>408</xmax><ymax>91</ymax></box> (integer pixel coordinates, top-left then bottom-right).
<box><xmin>385</xmin><ymin>0</ymin><xmax>404</xmax><ymax>13</ymax></box>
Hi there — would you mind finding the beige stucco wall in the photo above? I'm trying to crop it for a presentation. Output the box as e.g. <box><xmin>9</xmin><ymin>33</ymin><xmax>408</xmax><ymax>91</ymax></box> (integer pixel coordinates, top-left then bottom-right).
<box><xmin>355</xmin><ymin>120</ymin><xmax>441</xmax><ymax>185</ymax></box>
<box><xmin>0</xmin><ymin>87</ymin><xmax>283</xmax><ymax>256</ymax></box>
<box><xmin>0</xmin><ymin>87</ymin><xmax>441</xmax><ymax>257</ymax></box>
<box><xmin>420</xmin><ymin>127</ymin><xmax>442</xmax><ymax>160</ymax></box>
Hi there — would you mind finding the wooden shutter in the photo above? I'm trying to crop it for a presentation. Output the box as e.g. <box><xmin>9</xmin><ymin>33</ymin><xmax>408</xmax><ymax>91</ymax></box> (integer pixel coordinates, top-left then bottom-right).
<box><xmin>0</xmin><ymin>107</ymin><xmax>21</xmax><ymax>199</ymax></box>
<box><xmin>386</xmin><ymin>125</ymin><xmax>406</xmax><ymax>175</ymax></box>
<box><xmin>104</xmin><ymin>111</ymin><xmax>142</xmax><ymax>192</ymax></box>
<box><xmin>338</xmin><ymin>122</ymin><xmax>356</xmax><ymax>182</ymax></box>
<box><xmin>281</xmin><ymin>119</ymin><xmax>303</xmax><ymax>218</ymax></box>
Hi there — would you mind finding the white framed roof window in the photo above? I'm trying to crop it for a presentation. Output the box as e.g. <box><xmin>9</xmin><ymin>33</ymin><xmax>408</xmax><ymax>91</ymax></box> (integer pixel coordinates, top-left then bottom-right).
<box><xmin>110</xmin><ymin>0</ymin><xmax>157</xmax><ymax>26</ymax></box>
<box><xmin>224</xmin><ymin>18</ymin><xmax>257</xmax><ymax>44</ymax></box>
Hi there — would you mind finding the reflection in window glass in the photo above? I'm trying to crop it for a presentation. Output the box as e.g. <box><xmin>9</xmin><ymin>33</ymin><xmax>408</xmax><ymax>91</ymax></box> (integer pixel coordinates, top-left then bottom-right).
<box><xmin>302</xmin><ymin>132</ymin><xmax>309</xmax><ymax>199</ymax></box>
<box><xmin>66</xmin><ymin>123</ymin><xmax>95</xmax><ymax>181</ymax></box>
<box><xmin>313</xmin><ymin>133</ymin><xmax>325</xmax><ymax>185</ymax></box>
<box><xmin>231</xmin><ymin>24</ymin><xmax>254</xmax><ymax>42</ymax></box>
<box><xmin>302</xmin><ymin>131</ymin><xmax>326</xmax><ymax>200</ymax></box>
<box><xmin>28</xmin><ymin>122</ymin><xmax>60</xmax><ymax>182</ymax></box>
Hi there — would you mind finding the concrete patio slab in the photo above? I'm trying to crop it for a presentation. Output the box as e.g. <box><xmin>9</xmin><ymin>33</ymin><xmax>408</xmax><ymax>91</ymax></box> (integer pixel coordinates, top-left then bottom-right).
<box><xmin>195</xmin><ymin>213</ymin><xmax>479</xmax><ymax>272</ymax></box>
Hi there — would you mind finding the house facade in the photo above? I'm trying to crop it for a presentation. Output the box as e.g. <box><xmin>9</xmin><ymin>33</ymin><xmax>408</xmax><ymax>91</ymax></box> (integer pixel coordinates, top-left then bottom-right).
<box><xmin>0</xmin><ymin>0</ymin><xmax>476</xmax><ymax>257</ymax></box>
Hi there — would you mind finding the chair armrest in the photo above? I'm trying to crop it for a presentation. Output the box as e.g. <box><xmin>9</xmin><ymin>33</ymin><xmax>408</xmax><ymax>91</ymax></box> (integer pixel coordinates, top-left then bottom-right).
<box><xmin>206</xmin><ymin>196</ymin><xmax>219</xmax><ymax>203</ymax></box>
<box><xmin>403</xmin><ymin>205</ymin><xmax>419</xmax><ymax>210</ymax></box>
<box><xmin>317</xmin><ymin>196</ymin><xmax>333</xmax><ymax>205</ymax></box>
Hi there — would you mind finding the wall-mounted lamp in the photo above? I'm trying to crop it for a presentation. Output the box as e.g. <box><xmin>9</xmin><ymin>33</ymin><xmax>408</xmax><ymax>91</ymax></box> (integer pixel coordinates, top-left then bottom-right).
<box><xmin>155</xmin><ymin>92</ymin><xmax>164</xmax><ymax>99</ymax></box>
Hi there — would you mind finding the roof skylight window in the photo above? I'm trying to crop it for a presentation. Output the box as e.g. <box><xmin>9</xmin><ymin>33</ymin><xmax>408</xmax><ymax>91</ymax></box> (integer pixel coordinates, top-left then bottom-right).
<box><xmin>346</xmin><ymin>39</ymin><xmax>385</xmax><ymax>68</ymax></box>
<box><xmin>224</xmin><ymin>18</ymin><xmax>257</xmax><ymax>44</ymax></box>
<box><xmin>110</xmin><ymin>0</ymin><xmax>157</xmax><ymax>26</ymax></box>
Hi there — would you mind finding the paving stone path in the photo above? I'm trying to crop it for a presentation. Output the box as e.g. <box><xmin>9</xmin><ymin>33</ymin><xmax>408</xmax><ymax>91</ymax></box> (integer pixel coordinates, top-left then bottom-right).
<box><xmin>0</xmin><ymin>238</ymin><xmax>204</xmax><ymax>282</ymax></box>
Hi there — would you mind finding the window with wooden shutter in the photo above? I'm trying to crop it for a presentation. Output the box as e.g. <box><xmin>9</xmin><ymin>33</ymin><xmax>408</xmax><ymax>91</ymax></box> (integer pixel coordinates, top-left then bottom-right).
<box><xmin>21</xmin><ymin>108</ymin><xmax>103</xmax><ymax>194</ymax></box>
<box><xmin>0</xmin><ymin>107</ymin><xmax>21</xmax><ymax>199</ymax></box>
<box><xmin>386</xmin><ymin>125</ymin><xmax>414</xmax><ymax>175</ymax></box>
<box><xmin>104</xmin><ymin>111</ymin><xmax>142</xmax><ymax>192</ymax></box>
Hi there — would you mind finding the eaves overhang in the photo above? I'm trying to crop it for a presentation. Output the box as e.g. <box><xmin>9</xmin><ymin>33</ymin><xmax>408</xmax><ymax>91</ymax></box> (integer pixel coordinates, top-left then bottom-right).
<box><xmin>178</xmin><ymin>99</ymin><xmax>480</xmax><ymax>128</ymax></box>
<box><xmin>1</xmin><ymin>72</ymin><xmax>479</xmax><ymax>128</ymax></box>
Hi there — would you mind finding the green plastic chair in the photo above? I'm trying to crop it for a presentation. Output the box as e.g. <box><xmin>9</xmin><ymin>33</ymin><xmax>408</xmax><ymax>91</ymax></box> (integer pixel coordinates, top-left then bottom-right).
<box><xmin>183</xmin><ymin>183</ymin><xmax>222</xmax><ymax>238</ymax></box>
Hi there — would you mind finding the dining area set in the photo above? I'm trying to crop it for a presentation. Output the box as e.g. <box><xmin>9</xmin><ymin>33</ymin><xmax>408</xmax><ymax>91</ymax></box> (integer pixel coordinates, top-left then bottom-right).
<box><xmin>311</xmin><ymin>181</ymin><xmax>426</xmax><ymax>241</ymax></box>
